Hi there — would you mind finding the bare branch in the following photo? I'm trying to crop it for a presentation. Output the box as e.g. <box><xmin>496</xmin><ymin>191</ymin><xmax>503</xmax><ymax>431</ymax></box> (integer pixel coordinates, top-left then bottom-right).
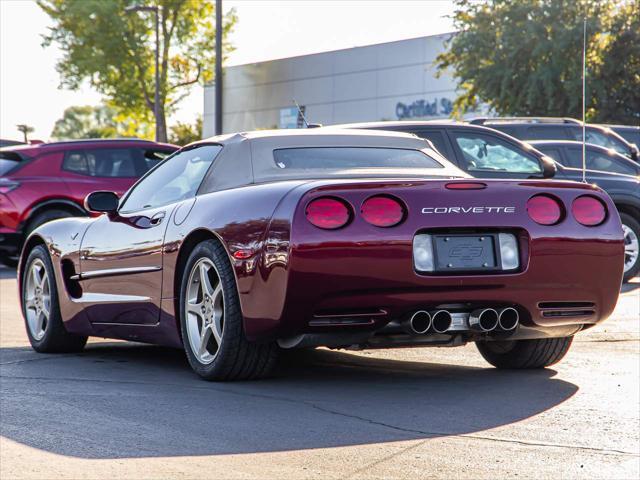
<box><xmin>169</xmin><ymin>62</ymin><xmax>202</xmax><ymax>91</ymax></box>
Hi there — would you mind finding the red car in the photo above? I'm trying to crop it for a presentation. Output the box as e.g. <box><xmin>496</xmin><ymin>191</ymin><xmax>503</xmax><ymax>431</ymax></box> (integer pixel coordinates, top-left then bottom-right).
<box><xmin>0</xmin><ymin>139</ymin><xmax>177</xmax><ymax>265</ymax></box>
<box><xmin>18</xmin><ymin>130</ymin><xmax>624</xmax><ymax>381</ymax></box>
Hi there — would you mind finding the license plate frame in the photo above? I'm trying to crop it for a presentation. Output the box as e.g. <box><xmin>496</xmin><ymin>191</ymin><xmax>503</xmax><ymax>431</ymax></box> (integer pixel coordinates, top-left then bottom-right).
<box><xmin>432</xmin><ymin>233</ymin><xmax>501</xmax><ymax>272</ymax></box>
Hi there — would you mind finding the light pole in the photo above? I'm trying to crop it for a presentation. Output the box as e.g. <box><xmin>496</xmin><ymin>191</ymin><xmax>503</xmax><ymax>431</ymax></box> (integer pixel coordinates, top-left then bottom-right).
<box><xmin>215</xmin><ymin>0</ymin><xmax>222</xmax><ymax>135</ymax></box>
<box><xmin>125</xmin><ymin>4</ymin><xmax>160</xmax><ymax>142</ymax></box>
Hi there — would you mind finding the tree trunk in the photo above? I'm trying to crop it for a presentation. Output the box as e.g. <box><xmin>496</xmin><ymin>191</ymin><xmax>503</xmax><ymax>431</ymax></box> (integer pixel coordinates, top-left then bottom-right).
<box><xmin>156</xmin><ymin>107</ymin><xmax>168</xmax><ymax>143</ymax></box>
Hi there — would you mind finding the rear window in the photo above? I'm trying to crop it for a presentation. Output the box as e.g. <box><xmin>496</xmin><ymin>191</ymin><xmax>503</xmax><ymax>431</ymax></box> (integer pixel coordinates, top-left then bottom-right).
<box><xmin>273</xmin><ymin>147</ymin><xmax>443</xmax><ymax>171</ymax></box>
<box><xmin>0</xmin><ymin>151</ymin><xmax>27</xmax><ymax>176</ymax></box>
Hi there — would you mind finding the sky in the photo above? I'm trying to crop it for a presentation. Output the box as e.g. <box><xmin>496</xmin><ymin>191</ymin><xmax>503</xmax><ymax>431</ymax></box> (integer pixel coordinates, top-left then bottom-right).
<box><xmin>0</xmin><ymin>0</ymin><xmax>455</xmax><ymax>141</ymax></box>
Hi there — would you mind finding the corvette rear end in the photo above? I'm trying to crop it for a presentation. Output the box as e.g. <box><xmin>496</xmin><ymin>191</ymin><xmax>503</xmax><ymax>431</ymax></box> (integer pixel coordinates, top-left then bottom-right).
<box><xmin>18</xmin><ymin>128</ymin><xmax>625</xmax><ymax>380</ymax></box>
<box><xmin>248</xmin><ymin>178</ymin><xmax>624</xmax><ymax>354</ymax></box>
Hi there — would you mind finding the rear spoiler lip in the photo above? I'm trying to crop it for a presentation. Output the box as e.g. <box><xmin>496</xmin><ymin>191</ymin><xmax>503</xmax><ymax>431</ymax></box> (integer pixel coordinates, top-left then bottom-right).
<box><xmin>292</xmin><ymin>178</ymin><xmax>606</xmax><ymax>197</ymax></box>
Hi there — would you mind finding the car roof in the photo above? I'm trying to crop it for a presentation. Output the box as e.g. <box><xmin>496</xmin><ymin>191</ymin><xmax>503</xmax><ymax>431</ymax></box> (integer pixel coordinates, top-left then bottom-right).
<box><xmin>193</xmin><ymin>128</ymin><xmax>468</xmax><ymax>192</ymax></box>
<box><xmin>330</xmin><ymin>120</ymin><xmax>466</xmax><ymax>129</ymax></box>
<box><xmin>600</xmin><ymin>124</ymin><xmax>640</xmax><ymax>131</ymax></box>
<box><xmin>470</xmin><ymin>117</ymin><xmax>582</xmax><ymax>125</ymax></box>
<box><xmin>0</xmin><ymin>138</ymin><xmax>178</xmax><ymax>155</ymax></box>
<box><xmin>327</xmin><ymin>120</ymin><xmax>519</xmax><ymax>138</ymax></box>
<box><xmin>194</xmin><ymin>127</ymin><xmax>432</xmax><ymax>149</ymax></box>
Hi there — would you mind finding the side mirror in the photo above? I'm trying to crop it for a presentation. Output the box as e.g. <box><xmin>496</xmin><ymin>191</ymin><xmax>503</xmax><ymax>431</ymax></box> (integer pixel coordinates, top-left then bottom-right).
<box><xmin>630</xmin><ymin>144</ymin><xmax>639</xmax><ymax>161</ymax></box>
<box><xmin>540</xmin><ymin>156</ymin><xmax>557</xmax><ymax>179</ymax></box>
<box><xmin>85</xmin><ymin>191</ymin><xmax>119</xmax><ymax>213</ymax></box>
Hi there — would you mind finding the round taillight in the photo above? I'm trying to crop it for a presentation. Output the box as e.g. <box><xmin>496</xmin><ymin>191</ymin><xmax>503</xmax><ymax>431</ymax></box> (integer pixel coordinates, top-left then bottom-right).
<box><xmin>305</xmin><ymin>197</ymin><xmax>351</xmax><ymax>229</ymax></box>
<box><xmin>361</xmin><ymin>195</ymin><xmax>405</xmax><ymax>227</ymax></box>
<box><xmin>527</xmin><ymin>194</ymin><xmax>563</xmax><ymax>225</ymax></box>
<box><xmin>572</xmin><ymin>195</ymin><xmax>606</xmax><ymax>226</ymax></box>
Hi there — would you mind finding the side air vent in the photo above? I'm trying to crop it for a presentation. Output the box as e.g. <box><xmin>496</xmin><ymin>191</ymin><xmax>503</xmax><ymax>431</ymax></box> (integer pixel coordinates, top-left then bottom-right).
<box><xmin>309</xmin><ymin>308</ymin><xmax>387</xmax><ymax>327</ymax></box>
<box><xmin>541</xmin><ymin>310</ymin><xmax>595</xmax><ymax>318</ymax></box>
<box><xmin>538</xmin><ymin>301</ymin><xmax>596</xmax><ymax>319</ymax></box>
<box><xmin>538</xmin><ymin>302</ymin><xmax>595</xmax><ymax>309</ymax></box>
<box><xmin>61</xmin><ymin>259</ymin><xmax>82</xmax><ymax>298</ymax></box>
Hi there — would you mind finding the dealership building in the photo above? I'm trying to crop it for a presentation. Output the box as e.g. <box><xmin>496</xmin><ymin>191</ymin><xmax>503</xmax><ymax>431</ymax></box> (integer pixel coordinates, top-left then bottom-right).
<box><xmin>203</xmin><ymin>33</ymin><xmax>485</xmax><ymax>136</ymax></box>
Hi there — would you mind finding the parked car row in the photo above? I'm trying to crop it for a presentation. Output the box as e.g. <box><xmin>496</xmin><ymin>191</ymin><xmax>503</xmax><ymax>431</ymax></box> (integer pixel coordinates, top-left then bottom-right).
<box><xmin>1</xmin><ymin>119</ymin><xmax>638</xmax><ymax>281</ymax></box>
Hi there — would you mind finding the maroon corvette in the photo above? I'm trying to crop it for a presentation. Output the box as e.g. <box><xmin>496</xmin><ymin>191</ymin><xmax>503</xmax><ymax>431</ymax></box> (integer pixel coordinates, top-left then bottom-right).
<box><xmin>18</xmin><ymin>129</ymin><xmax>624</xmax><ymax>380</ymax></box>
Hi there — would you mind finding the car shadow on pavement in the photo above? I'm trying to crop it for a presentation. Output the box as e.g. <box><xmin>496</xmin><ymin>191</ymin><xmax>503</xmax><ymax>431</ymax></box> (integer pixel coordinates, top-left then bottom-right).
<box><xmin>0</xmin><ymin>342</ymin><xmax>578</xmax><ymax>459</ymax></box>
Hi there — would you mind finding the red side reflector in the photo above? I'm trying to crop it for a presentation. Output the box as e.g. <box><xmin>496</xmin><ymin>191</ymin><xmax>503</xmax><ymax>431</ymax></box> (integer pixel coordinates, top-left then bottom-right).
<box><xmin>445</xmin><ymin>182</ymin><xmax>487</xmax><ymax>190</ymax></box>
<box><xmin>527</xmin><ymin>194</ymin><xmax>563</xmax><ymax>225</ymax></box>
<box><xmin>233</xmin><ymin>249</ymin><xmax>254</xmax><ymax>260</ymax></box>
<box><xmin>572</xmin><ymin>195</ymin><xmax>606</xmax><ymax>226</ymax></box>
<box><xmin>305</xmin><ymin>197</ymin><xmax>351</xmax><ymax>229</ymax></box>
<box><xmin>361</xmin><ymin>195</ymin><xmax>405</xmax><ymax>227</ymax></box>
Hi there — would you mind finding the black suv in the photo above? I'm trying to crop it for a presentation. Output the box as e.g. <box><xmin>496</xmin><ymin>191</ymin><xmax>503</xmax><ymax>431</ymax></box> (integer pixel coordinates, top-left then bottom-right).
<box><xmin>470</xmin><ymin>117</ymin><xmax>639</xmax><ymax>162</ymax></box>
<box><xmin>337</xmin><ymin>121</ymin><xmax>640</xmax><ymax>281</ymax></box>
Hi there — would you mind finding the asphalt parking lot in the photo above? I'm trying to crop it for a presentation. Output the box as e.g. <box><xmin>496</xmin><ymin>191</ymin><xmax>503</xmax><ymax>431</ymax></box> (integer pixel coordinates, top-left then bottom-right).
<box><xmin>0</xmin><ymin>266</ymin><xmax>638</xmax><ymax>479</ymax></box>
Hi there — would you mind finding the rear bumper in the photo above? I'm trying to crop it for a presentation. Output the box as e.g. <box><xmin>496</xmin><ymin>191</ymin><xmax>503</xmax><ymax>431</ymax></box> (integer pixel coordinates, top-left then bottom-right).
<box><xmin>241</xmin><ymin>233</ymin><xmax>624</xmax><ymax>342</ymax></box>
<box><xmin>236</xmin><ymin>178</ymin><xmax>625</xmax><ymax>344</ymax></box>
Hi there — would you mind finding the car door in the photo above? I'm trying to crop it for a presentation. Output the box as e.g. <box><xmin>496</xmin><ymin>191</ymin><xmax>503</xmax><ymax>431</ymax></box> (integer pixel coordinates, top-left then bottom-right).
<box><xmin>447</xmin><ymin>129</ymin><xmax>546</xmax><ymax>179</ymax></box>
<box><xmin>79</xmin><ymin>144</ymin><xmax>222</xmax><ymax>325</ymax></box>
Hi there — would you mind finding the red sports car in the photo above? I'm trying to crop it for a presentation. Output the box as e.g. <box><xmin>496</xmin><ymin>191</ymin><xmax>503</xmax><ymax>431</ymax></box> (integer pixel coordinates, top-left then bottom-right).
<box><xmin>18</xmin><ymin>130</ymin><xmax>624</xmax><ymax>381</ymax></box>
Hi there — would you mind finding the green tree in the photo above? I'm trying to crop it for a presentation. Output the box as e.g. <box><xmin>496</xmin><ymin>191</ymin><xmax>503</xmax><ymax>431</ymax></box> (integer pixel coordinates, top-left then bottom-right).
<box><xmin>437</xmin><ymin>0</ymin><xmax>639</xmax><ymax>123</ymax></box>
<box><xmin>168</xmin><ymin>115</ymin><xmax>202</xmax><ymax>145</ymax></box>
<box><xmin>50</xmin><ymin>104</ymin><xmax>154</xmax><ymax>140</ymax></box>
<box><xmin>16</xmin><ymin>124</ymin><xmax>35</xmax><ymax>143</ymax></box>
<box><xmin>590</xmin><ymin>1</ymin><xmax>640</xmax><ymax>122</ymax></box>
<box><xmin>39</xmin><ymin>0</ymin><xmax>237</xmax><ymax>142</ymax></box>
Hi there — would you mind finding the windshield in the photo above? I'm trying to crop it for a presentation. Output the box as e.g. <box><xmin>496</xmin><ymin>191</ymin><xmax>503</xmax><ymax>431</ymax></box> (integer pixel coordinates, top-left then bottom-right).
<box><xmin>273</xmin><ymin>147</ymin><xmax>443</xmax><ymax>171</ymax></box>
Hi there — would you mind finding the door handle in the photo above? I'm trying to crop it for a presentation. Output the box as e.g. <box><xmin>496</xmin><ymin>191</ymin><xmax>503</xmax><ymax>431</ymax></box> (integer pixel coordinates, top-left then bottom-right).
<box><xmin>149</xmin><ymin>212</ymin><xmax>166</xmax><ymax>226</ymax></box>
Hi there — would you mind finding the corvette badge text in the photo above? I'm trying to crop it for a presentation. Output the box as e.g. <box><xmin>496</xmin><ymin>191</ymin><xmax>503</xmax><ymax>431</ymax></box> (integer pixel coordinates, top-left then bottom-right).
<box><xmin>422</xmin><ymin>206</ymin><xmax>516</xmax><ymax>214</ymax></box>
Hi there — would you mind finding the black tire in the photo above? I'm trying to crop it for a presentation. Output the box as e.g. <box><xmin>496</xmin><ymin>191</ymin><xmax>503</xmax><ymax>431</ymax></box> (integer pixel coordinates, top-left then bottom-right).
<box><xmin>25</xmin><ymin>209</ymin><xmax>75</xmax><ymax>238</ymax></box>
<box><xmin>22</xmin><ymin>245</ymin><xmax>87</xmax><ymax>353</ymax></box>
<box><xmin>179</xmin><ymin>239</ymin><xmax>278</xmax><ymax>381</ymax></box>
<box><xmin>476</xmin><ymin>336</ymin><xmax>573</xmax><ymax>369</ymax></box>
<box><xmin>620</xmin><ymin>213</ymin><xmax>640</xmax><ymax>282</ymax></box>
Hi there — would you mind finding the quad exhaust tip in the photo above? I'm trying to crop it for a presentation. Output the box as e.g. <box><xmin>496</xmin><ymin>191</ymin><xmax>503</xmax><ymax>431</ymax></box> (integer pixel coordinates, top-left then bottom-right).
<box><xmin>469</xmin><ymin>308</ymin><xmax>499</xmax><ymax>332</ymax></box>
<box><xmin>498</xmin><ymin>307</ymin><xmax>519</xmax><ymax>331</ymax></box>
<box><xmin>405</xmin><ymin>310</ymin><xmax>432</xmax><ymax>334</ymax></box>
<box><xmin>404</xmin><ymin>307</ymin><xmax>518</xmax><ymax>335</ymax></box>
<box><xmin>430</xmin><ymin>310</ymin><xmax>453</xmax><ymax>334</ymax></box>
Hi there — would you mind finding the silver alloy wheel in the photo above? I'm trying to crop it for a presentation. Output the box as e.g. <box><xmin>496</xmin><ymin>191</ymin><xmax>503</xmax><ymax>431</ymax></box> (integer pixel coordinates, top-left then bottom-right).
<box><xmin>623</xmin><ymin>223</ymin><xmax>639</xmax><ymax>273</ymax></box>
<box><xmin>185</xmin><ymin>258</ymin><xmax>224</xmax><ymax>364</ymax></box>
<box><xmin>24</xmin><ymin>258</ymin><xmax>51</xmax><ymax>341</ymax></box>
